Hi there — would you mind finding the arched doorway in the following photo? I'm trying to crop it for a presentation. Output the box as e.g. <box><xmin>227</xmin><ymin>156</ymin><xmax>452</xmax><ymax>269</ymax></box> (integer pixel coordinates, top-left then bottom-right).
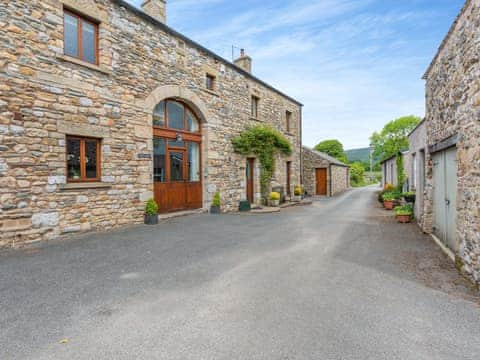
<box><xmin>152</xmin><ymin>99</ymin><xmax>202</xmax><ymax>213</ymax></box>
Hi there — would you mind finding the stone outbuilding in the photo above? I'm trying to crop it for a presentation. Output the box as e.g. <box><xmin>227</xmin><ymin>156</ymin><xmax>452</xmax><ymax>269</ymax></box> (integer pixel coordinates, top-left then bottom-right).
<box><xmin>302</xmin><ymin>146</ymin><xmax>350</xmax><ymax>197</ymax></box>
<box><xmin>405</xmin><ymin>120</ymin><xmax>427</xmax><ymax>223</ymax></box>
<box><xmin>0</xmin><ymin>0</ymin><xmax>302</xmax><ymax>247</ymax></box>
<box><xmin>380</xmin><ymin>152</ymin><xmax>407</xmax><ymax>189</ymax></box>
<box><xmin>422</xmin><ymin>0</ymin><xmax>480</xmax><ymax>284</ymax></box>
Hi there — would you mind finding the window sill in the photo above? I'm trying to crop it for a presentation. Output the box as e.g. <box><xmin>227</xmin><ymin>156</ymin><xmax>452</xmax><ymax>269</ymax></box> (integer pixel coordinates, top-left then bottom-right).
<box><xmin>56</xmin><ymin>54</ymin><xmax>112</xmax><ymax>75</ymax></box>
<box><xmin>60</xmin><ymin>182</ymin><xmax>112</xmax><ymax>190</ymax></box>
<box><xmin>250</xmin><ymin>117</ymin><xmax>262</xmax><ymax>122</ymax></box>
<box><xmin>201</xmin><ymin>88</ymin><xmax>219</xmax><ymax>97</ymax></box>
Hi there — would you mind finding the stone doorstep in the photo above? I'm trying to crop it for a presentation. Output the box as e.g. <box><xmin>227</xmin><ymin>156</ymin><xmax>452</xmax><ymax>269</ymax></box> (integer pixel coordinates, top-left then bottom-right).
<box><xmin>158</xmin><ymin>208</ymin><xmax>207</xmax><ymax>220</ymax></box>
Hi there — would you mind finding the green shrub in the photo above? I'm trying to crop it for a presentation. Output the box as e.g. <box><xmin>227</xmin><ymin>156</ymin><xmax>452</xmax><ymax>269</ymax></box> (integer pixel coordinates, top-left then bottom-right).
<box><xmin>145</xmin><ymin>198</ymin><xmax>159</xmax><ymax>215</ymax></box>
<box><xmin>212</xmin><ymin>192</ymin><xmax>221</xmax><ymax>207</ymax></box>
<box><xmin>350</xmin><ymin>162</ymin><xmax>365</xmax><ymax>186</ymax></box>
<box><xmin>394</xmin><ymin>204</ymin><xmax>413</xmax><ymax>216</ymax></box>
<box><xmin>382</xmin><ymin>190</ymin><xmax>401</xmax><ymax>202</ymax></box>
<box><xmin>269</xmin><ymin>191</ymin><xmax>280</xmax><ymax>201</ymax></box>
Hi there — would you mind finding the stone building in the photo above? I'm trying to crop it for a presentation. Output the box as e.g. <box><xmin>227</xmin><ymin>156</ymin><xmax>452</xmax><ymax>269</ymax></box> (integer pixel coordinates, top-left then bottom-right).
<box><xmin>422</xmin><ymin>0</ymin><xmax>479</xmax><ymax>284</ymax></box>
<box><xmin>302</xmin><ymin>146</ymin><xmax>349</xmax><ymax>197</ymax></box>
<box><xmin>0</xmin><ymin>0</ymin><xmax>302</xmax><ymax>247</ymax></box>
<box><xmin>405</xmin><ymin>120</ymin><xmax>427</xmax><ymax>223</ymax></box>
<box><xmin>380</xmin><ymin>152</ymin><xmax>407</xmax><ymax>189</ymax></box>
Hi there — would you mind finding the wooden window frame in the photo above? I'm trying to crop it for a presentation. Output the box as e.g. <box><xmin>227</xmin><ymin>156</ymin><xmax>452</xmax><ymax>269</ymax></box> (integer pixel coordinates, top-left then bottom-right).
<box><xmin>251</xmin><ymin>95</ymin><xmax>259</xmax><ymax>118</ymax></box>
<box><xmin>286</xmin><ymin>110</ymin><xmax>292</xmax><ymax>133</ymax></box>
<box><xmin>66</xmin><ymin>135</ymin><xmax>102</xmax><ymax>183</ymax></box>
<box><xmin>153</xmin><ymin>100</ymin><xmax>201</xmax><ymax>136</ymax></box>
<box><xmin>206</xmin><ymin>74</ymin><xmax>216</xmax><ymax>91</ymax></box>
<box><xmin>63</xmin><ymin>9</ymin><xmax>99</xmax><ymax>65</ymax></box>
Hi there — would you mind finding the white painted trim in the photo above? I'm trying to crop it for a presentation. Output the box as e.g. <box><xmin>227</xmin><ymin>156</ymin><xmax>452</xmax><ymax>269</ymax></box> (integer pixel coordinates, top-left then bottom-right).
<box><xmin>430</xmin><ymin>233</ymin><xmax>455</xmax><ymax>262</ymax></box>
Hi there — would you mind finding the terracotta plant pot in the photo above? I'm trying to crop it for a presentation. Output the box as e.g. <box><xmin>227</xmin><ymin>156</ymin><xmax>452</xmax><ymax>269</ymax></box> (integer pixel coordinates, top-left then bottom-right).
<box><xmin>384</xmin><ymin>200</ymin><xmax>394</xmax><ymax>210</ymax></box>
<box><xmin>396</xmin><ymin>214</ymin><xmax>411</xmax><ymax>223</ymax></box>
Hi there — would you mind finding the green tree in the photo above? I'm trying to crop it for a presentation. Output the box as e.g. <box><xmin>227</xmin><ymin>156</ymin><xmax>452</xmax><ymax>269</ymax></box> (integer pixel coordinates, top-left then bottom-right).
<box><xmin>350</xmin><ymin>162</ymin><xmax>365</xmax><ymax>186</ymax></box>
<box><xmin>314</xmin><ymin>139</ymin><xmax>347</xmax><ymax>163</ymax></box>
<box><xmin>369</xmin><ymin>115</ymin><xmax>421</xmax><ymax>161</ymax></box>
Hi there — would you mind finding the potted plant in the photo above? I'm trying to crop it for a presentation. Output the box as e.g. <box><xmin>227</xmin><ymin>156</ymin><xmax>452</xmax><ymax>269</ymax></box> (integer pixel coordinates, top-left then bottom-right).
<box><xmin>269</xmin><ymin>191</ymin><xmax>280</xmax><ymax>207</ymax></box>
<box><xmin>382</xmin><ymin>192</ymin><xmax>396</xmax><ymax>210</ymax></box>
<box><xmin>144</xmin><ymin>198</ymin><xmax>159</xmax><ymax>225</ymax></box>
<box><xmin>293</xmin><ymin>185</ymin><xmax>302</xmax><ymax>202</ymax></box>
<box><xmin>403</xmin><ymin>191</ymin><xmax>416</xmax><ymax>203</ymax></box>
<box><xmin>394</xmin><ymin>204</ymin><xmax>413</xmax><ymax>223</ymax></box>
<box><xmin>210</xmin><ymin>192</ymin><xmax>221</xmax><ymax>214</ymax></box>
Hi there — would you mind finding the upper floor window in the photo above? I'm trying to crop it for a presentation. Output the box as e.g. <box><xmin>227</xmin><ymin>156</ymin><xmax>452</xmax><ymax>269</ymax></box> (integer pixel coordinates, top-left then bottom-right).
<box><xmin>64</xmin><ymin>10</ymin><xmax>99</xmax><ymax>65</ymax></box>
<box><xmin>67</xmin><ymin>136</ymin><xmax>101</xmax><ymax>182</ymax></box>
<box><xmin>206</xmin><ymin>74</ymin><xmax>215</xmax><ymax>91</ymax></box>
<box><xmin>251</xmin><ymin>95</ymin><xmax>259</xmax><ymax>118</ymax></box>
<box><xmin>153</xmin><ymin>100</ymin><xmax>200</xmax><ymax>132</ymax></box>
<box><xmin>286</xmin><ymin>111</ymin><xmax>292</xmax><ymax>132</ymax></box>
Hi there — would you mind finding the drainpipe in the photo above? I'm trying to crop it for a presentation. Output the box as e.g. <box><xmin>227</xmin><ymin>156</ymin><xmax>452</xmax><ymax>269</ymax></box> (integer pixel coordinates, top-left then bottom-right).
<box><xmin>329</xmin><ymin>163</ymin><xmax>332</xmax><ymax>197</ymax></box>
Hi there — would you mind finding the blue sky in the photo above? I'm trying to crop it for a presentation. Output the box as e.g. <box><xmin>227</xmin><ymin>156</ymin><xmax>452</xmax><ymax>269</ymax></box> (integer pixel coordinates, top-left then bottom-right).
<box><xmin>127</xmin><ymin>0</ymin><xmax>464</xmax><ymax>149</ymax></box>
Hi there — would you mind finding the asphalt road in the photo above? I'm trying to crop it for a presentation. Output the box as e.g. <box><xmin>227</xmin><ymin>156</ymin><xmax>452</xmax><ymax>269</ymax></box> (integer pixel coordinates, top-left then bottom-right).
<box><xmin>1</xmin><ymin>186</ymin><xmax>479</xmax><ymax>360</ymax></box>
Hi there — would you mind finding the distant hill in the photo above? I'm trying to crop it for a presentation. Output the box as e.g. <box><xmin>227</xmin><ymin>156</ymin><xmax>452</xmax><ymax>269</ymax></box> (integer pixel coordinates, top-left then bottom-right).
<box><xmin>345</xmin><ymin>147</ymin><xmax>371</xmax><ymax>163</ymax></box>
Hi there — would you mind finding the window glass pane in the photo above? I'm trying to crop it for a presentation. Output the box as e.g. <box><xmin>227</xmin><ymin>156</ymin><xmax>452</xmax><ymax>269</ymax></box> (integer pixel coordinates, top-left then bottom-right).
<box><xmin>64</xmin><ymin>13</ymin><xmax>79</xmax><ymax>58</ymax></box>
<box><xmin>153</xmin><ymin>101</ymin><xmax>165</xmax><ymax>127</ymax></box>
<box><xmin>187</xmin><ymin>110</ymin><xmax>199</xmax><ymax>132</ymax></box>
<box><xmin>188</xmin><ymin>142</ymin><xmax>200</xmax><ymax>182</ymax></box>
<box><xmin>167</xmin><ymin>101</ymin><xmax>184</xmax><ymax>130</ymax></box>
<box><xmin>251</xmin><ymin>97</ymin><xmax>258</xmax><ymax>118</ymax></box>
<box><xmin>170</xmin><ymin>151</ymin><xmax>184</xmax><ymax>181</ymax></box>
<box><xmin>67</xmin><ymin>138</ymin><xmax>81</xmax><ymax>179</ymax></box>
<box><xmin>168</xmin><ymin>139</ymin><xmax>185</xmax><ymax>148</ymax></box>
<box><xmin>82</xmin><ymin>21</ymin><xmax>96</xmax><ymax>64</ymax></box>
<box><xmin>85</xmin><ymin>139</ymin><xmax>98</xmax><ymax>179</ymax></box>
<box><xmin>206</xmin><ymin>75</ymin><xmax>214</xmax><ymax>90</ymax></box>
<box><xmin>153</xmin><ymin>138</ymin><xmax>166</xmax><ymax>182</ymax></box>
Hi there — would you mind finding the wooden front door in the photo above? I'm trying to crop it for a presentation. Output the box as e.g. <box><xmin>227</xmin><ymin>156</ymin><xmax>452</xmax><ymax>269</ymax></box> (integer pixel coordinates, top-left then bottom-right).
<box><xmin>316</xmin><ymin>168</ymin><xmax>327</xmax><ymax>195</ymax></box>
<box><xmin>152</xmin><ymin>99</ymin><xmax>203</xmax><ymax>214</ymax></box>
<box><xmin>286</xmin><ymin>161</ymin><xmax>291</xmax><ymax>196</ymax></box>
<box><xmin>246</xmin><ymin>158</ymin><xmax>255</xmax><ymax>203</ymax></box>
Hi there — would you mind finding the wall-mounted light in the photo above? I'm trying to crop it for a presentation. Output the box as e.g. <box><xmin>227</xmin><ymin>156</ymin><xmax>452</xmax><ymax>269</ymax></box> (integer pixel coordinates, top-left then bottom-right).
<box><xmin>176</xmin><ymin>133</ymin><xmax>183</xmax><ymax>142</ymax></box>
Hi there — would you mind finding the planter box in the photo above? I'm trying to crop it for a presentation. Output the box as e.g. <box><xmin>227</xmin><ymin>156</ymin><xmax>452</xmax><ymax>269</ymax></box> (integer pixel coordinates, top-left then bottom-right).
<box><xmin>239</xmin><ymin>200</ymin><xmax>251</xmax><ymax>212</ymax></box>
<box><xmin>269</xmin><ymin>199</ymin><xmax>280</xmax><ymax>207</ymax></box>
<box><xmin>144</xmin><ymin>214</ymin><xmax>158</xmax><ymax>225</ymax></box>
<box><xmin>292</xmin><ymin>195</ymin><xmax>302</xmax><ymax>202</ymax></box>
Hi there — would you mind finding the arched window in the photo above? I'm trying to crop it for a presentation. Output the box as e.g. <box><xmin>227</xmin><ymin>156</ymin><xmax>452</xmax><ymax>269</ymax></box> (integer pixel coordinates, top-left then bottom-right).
<box><xmin>153</xmin><ymin>100</ymin><xmax>200</xmax><ymax>132</ymax></box>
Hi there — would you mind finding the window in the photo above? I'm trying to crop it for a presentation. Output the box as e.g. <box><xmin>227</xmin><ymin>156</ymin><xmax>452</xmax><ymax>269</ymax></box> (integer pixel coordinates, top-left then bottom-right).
<box><xmin>152</xmin><ymin>100</ymin><xmax>200</xmax><ymax>132</ymax></box>
<box><xmin>63</xmin><ymin>10</ymin><xmax>99</xmax><ymax>65</ymax></box>
<box><xmin>286</xmin><ymin>111</ymin><xmax>292</xmax><ymax>132</ymax></box>
<box><xmin>206</xmin><ymin>74</ymin><xmax>215</xmax><ymax>91</ymax></box>
<box><xmin>66</xmin><ymin>136</ymin><xmax>101</xmax><ymax>182</ymax></box>
<box><xmin>251</xmin><ymin>96</ymin><xmax>259</xmax><ymax>118</ymax></box>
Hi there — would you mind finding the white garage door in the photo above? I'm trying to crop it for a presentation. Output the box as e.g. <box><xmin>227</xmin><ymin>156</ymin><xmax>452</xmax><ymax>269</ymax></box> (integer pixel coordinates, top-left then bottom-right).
<box><xmin>432</xmin><ymin>147</ymin><xmax>457</xmax><ymax>251</ymax></box>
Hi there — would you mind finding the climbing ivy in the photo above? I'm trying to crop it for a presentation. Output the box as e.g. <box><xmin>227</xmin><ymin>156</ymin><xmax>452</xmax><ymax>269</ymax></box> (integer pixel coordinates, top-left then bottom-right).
<box><xmin>396</xmin><ymin>154</ymin><xmax>406</xmax><ymax>191</ymax></box>
<box><xmin>232</xmin><ymin>125</ymin><xmax>292</xmax><ymax>202</ymax></box>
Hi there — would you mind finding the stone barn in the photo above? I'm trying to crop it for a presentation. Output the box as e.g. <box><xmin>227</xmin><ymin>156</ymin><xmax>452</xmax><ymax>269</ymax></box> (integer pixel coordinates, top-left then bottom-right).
<box><xmin>0</xmin><ymin>0</ymin><xmax>302</xmax><ymax>247</ymax></box>
<box><xmin>422</xmin><ymin>0</ymin><xmax>480</xmax><ymax>284</ymax></box>
<box><xmin>302</xmin><ymin>146</ymin><xmax>350</xmax><ymax>197</ymax></box>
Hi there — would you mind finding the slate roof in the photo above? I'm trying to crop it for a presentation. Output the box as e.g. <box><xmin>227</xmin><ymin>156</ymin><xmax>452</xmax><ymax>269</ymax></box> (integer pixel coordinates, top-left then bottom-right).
<box><xmin>112</xmin><ymin>0</ymin><xmax>303</xmax><ymax>106</ymax></box>
<box><xmin>302</xmin><ymin>146</ymin><xmax>349</xmax><ymax>167</ymax></box>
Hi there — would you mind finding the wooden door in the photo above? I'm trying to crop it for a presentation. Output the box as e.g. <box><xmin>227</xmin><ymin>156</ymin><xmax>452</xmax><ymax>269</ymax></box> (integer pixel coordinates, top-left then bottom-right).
<box><xmin>246</xmin><ymin>158</ymin><xmax>255</xmax><ymax>203</ymax></box>
<box><xmin>286</xmin><ymin>161</ymin><xmax>291</xmax><ymax>196</ymax></box>
<box><xmin>315</xmin><ymin>168</ymin><xmax>327</xmax><ymax>195</ymax></box>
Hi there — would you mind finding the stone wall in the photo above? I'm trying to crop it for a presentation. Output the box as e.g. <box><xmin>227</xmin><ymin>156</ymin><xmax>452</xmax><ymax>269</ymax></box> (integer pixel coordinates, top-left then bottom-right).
<box><xmin>406</xmin><ymin>121</ymin><xmax>427</xmax><ymax>224</ymax></box>
<box><xmin>423</xmin><ymin>0</ymin><xmax>480</xmax><ymax>284</ymax></box>
<box><xmin>302</xmin><ymin>147</ymin><xmax>349</xmax><ymax>196</ymax></box>
<box><xmin>330</xmin><ymin>165</ymin><xmax>349</xmax><ymax>196</ymax></box>
<box><xmin>0</xmin><ymin>0</ymin><xmax>302</xmax><ymax>247</ymax></box>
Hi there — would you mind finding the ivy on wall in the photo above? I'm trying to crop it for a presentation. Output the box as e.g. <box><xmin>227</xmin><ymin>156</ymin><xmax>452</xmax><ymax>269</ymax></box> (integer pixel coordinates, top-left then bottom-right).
<box><xmin>232</xmin><ymin>125</ymin><xmax>292</xmax><ymax>202</ymax></box>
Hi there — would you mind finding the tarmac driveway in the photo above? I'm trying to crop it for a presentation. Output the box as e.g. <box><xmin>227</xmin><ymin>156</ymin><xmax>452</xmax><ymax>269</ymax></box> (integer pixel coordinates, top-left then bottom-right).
<box><xmin>1</xmin><ymin>186</ymin><xmax>479</xmax><ymax>359</ymax></box>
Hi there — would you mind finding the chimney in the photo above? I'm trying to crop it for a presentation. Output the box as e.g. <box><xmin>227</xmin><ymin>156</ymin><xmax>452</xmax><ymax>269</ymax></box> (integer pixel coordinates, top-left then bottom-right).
<box><xmin>234</xmin><ymin>49</ymin><xmax>252</xmax><ymax>73</ymax></box>
<box><xmin>142</xmin><ymin>0</ymin><xmax>167</xmax><ymax>24</ymax></box>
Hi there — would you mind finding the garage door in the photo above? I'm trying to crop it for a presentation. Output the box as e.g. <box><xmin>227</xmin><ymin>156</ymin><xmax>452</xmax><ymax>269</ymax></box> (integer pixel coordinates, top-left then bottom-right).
<box><xmin>432</xmin><ymin>147</ymin><xmax>457</xmax><ymax>251</ymax></box>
